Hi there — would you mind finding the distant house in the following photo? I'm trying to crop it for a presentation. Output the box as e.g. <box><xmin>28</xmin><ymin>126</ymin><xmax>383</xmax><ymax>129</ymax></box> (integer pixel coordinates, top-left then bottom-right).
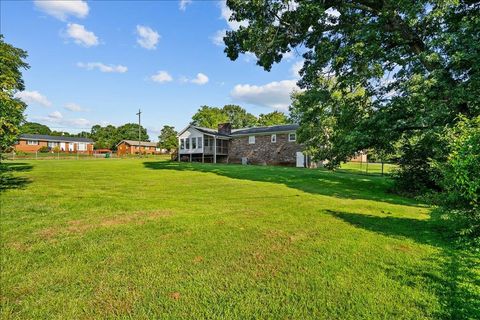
<box><xmin>177</xmin><ymin>123</ymin><xmax>307</xmax><ymax>166</ymax></box>
<box><xmin>116</xmin><ymin>140</ymin><xmax>158</xmax><ymax>156</ymax></box>
<box><xmin>15</xmin><ymin>134</ymin><xmax>93</xmax><ymax>153</ymax></box>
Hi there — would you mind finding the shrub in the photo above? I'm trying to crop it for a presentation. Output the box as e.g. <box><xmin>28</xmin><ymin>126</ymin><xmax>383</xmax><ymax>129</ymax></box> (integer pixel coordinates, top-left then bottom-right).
<box><xmin>436</xmin><ymin>116</ymin><xmax>480</xmax><ymax>246</ymax></box>
<box><xmin>38</xmin><ymin>146</ymin><xmax>50</xmax><ymax>153</ymax></box>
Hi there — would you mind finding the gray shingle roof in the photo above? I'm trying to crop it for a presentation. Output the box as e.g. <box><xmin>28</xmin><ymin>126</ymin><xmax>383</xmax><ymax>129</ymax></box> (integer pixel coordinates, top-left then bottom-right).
<box><xmin>230</xmin><ymin>124</ymin><xmax>299</xmax><ymax>136</ymax></box>
<box><xmin>193</xmin><ymin>126</ymin><xmax>231</xmax><ymax>137</ymax></box>
<box><xmin>19</xmin><ymin>134</ymin><xmax>93</xmax><ymax>143</ymax></box>
<box><xmin>119</xmin><ymin>140</ymin><xmax>157</xmax><ymax>147</ymax></box>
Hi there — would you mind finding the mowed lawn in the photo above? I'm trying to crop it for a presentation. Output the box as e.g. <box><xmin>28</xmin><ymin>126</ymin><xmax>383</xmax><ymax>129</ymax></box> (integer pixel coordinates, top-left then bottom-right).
<box><xmin>1</xmin><ymin>159</ymin><xmax>478</xmax><ymax>319</ymax></box>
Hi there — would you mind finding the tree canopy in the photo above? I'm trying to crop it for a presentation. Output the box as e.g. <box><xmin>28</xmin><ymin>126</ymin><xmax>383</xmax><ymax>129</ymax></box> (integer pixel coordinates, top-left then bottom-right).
<box><xmin>224</xmin><ymin>0</ymin><xmax>480</xmax><ymax>190</ymax></box>
<box><xmin>90</xmin><ymin>123</ymin><xmax>149</xmax><ymax>150</ymax></box>
<box><xmin>158</xmin><ymin>125</ymin><xmax>178</xmax><ymax>152</ymax></box>
<box><xmin>0</xmin><ymin>35</ymin><xmax>29</xmax><ymax>152</ymax></box>
<box><xmin>20</xmin><ymin>122</ymin><xmax>51</xmax><ymax>135</ymax></box>
<box><xmin>191</xmin><ymin>104</ymin><xmax>290</xmax><ymax>129</ymax></box>
<box><xmin>258</xmin><ymin>111</ymin><xmax>289</xmax><ymax>126</ymax></box>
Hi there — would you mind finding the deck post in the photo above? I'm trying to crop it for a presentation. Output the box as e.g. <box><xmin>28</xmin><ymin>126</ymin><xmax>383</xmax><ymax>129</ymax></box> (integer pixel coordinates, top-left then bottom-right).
<box><xmin>190</xmin><ymin>153</ymin><xmax>192</xmax><ymax>162</ymax></box>
<box><xmin>213</xmin><ymin>136</ymin><xmax>217</xmax><ymax>164</ymax></box>
<box><xmin>178</xmin><ymin>138</ymin><xmax>180</xmax><ymax>162</ymax></box>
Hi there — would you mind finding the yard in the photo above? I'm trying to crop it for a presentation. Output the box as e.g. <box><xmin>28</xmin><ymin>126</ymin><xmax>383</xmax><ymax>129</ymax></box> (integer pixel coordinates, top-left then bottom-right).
<box><xmin>1</xmin><ymin>159</ymin><xmax>478</xmax><ymax>319</ymax></box>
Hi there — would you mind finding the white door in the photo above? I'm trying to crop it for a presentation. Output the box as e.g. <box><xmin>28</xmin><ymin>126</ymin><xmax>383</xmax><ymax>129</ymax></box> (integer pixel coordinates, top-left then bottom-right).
<box><xmin>296</xmin><ymin>152</ymin><xmax>305</xmax><ymax>168</ymax></box>
<box><xmin>60</xmin><ymin>142</ymin><xmax>66</xmax><ymax>151</ymax></box>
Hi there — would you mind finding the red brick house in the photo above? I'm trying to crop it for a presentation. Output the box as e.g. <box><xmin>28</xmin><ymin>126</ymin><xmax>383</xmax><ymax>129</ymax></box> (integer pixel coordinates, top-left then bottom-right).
<box><xmin>116</xmin><ymin>140</ymin><xmax>158</xmax><ymax>156</ymax></box>
<box><xmin>15</xmin><ymin>134</ymin><xmax>93</xmax><ymax>153</ymax></box>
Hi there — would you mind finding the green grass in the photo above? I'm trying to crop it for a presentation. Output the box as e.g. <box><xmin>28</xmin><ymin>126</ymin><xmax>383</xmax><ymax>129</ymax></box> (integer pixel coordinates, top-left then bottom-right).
<box><xmin>339</xmin><ymin>161</ymin><xmax>397</xmax><ymax>175</ymax></box>
<box><xmin>1</xmin><ymin>159</ymin><xmax>478</xmax><ymax>319</ymax></box>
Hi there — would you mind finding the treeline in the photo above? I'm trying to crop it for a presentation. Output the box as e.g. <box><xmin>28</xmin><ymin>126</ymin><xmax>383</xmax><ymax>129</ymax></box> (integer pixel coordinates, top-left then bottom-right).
<box><xmin>191</xmin><ymin>105</ymin><xmax>289</xmax><ymax>129</ymax></box>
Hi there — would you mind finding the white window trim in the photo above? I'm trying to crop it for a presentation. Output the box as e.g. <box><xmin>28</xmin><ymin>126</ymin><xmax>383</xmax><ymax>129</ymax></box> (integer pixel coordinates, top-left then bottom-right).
<box><xmin>288</xmin><ymin>133</ymin><xmax>297</xmax><ymax>142</ymax></box>
<box><xmin>197</xmin><ymin>137</ymin><xmax>203</xmax><ymax>148</ymax></box>
<box><xmin>180</xmin><ymin>138</ymin><xmax>185</xmax><ymax>150</ymax></box>
<box><xmin>271</xmin><ymin>134</ymin><xmax>277</xmax><ymax>143</ymax></box>
<box><xmin>27</xmin><ymin>140</ymin><xmax>38</xmax><ymax>145</ymax></box>
<box><xmin>192</xmin><ymin>137</ymin><xmax>197</xmax><ymax>149</ymax></box>
<box><xmin>248</xmin><ymin>136</ymin><xmax>255</xmax><ymax>144</ymax></box>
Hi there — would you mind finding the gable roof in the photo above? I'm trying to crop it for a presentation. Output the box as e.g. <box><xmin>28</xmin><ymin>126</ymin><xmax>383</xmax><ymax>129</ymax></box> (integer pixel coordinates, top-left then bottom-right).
<box><xmin>117</xmin><ymin>140</ymin><xmax>157</xmax><ymax>147</ymax></box>
<box><xmin>19</xmin><ymin>134</ymin><xmax>93</xmax><ymax>143</ymax></box>
<box><xmin>177</xmin><ymin>124</ymin><xmax>299</xmax><ymax>138</ymax></box>
<box><xmin>231</xmin><ymin>124</ymin><xmax>299</xmax><ymax>136</ymax></box>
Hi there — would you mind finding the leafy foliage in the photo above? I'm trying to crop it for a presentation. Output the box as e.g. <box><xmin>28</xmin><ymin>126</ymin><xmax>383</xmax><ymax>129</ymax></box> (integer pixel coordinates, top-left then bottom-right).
<box><xmin>0</xmin><ymin>35</ymin><xmax>29</xmax><ymax>152</ymax></box>
<box><xmin>191</xmin><ymin>106</ymin><xmax>229</xmax><ymax>129</ymax></box>
<box><xmin>436</xmin><ymin>116</ymin><xmax>480</xmax><ymax>244</ymax></box>
<box><xmin>223</xmin><ymin>0</ymin><xmax>480</xmax><ymax>191</ymax></box>
<box><xmin>158</xmin><ymin>125</ymin><xmax>178</xmax><ymax>152</ymax></box>
<box><xmin>20</xmin><ymin>122</ymin><xmax>51</xmax><ymax>135</ymax></box>
<box><xmin>90</xmin><ymin>123</ymin><xmax>149</xmax><ymax>150</ymax></box>
<box><xmin>257</xmin><ymin>111</ymin><xmax>289</xmax><ymax>126</ymax></box>
<box><xmin>191</xmin><ymin>105</ymin><xmax>290</xmax><ymax>129</ymax></box>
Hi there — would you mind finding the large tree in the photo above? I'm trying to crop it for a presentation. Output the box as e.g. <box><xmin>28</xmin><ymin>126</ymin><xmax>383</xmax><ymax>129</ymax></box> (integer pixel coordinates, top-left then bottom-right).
<box><xmin>20</xmin><ymin>122</ymin><xmax>51</xmax><ymax>135</ymax></box>
<box><xmin>191</xmin><ymin>106</ymin><xmax>229</xmax><ymax>129</ymax></box>
<box><xmin>0</xmin><ymin>35</ymin><xmax>29</xmax><ymax>153</ymax></box>
<box><xmin>258</xmin><ymin>111</ymin><xmax>289</xmax><ymax>126</ymax></box>
<box><xmin>158</xmin><ymin>125</ymin><xmax>178</xmax><ymax>152</ymax></box>
<box><xmin>223</xmin><ymin>0</ymin><xmax>480</xmax><ymax>190</ymax></box>
<box><xmin>222</xmin><ymin>104</ymin><xmax>258</xmax><ymax>128</ymax></box>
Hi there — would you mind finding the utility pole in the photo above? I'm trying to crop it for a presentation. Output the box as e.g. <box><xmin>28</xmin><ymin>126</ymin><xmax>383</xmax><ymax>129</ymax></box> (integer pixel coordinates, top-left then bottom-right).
<box><xmin>136</xmin><ymin>109</ymin><xmax>142</xmax><ymax>157</ymax></box>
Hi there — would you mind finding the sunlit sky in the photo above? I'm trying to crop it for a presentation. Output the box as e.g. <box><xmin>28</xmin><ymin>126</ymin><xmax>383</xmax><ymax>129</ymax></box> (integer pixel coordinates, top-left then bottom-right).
<box><xmin>2</xmin><ymin>0</ymin><xmax>303</xmax><ymax>140</ymax></box>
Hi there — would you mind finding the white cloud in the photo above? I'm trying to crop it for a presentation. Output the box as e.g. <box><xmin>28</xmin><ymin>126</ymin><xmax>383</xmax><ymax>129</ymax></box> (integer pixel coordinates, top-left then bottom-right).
<box><xmin>290</xmin><ymin>60</ymin><xmax>304</xmax><ymax>78</ymax></box>
<box><xmin>231</xmin><ymin>80</ymin><xmax>301</xmax><ymax>111</ymax></box>
<box><xmin>211</xmin><ymin>29</ymin><xmax>227</xmax><ymax>46</ymax></box>
<box><xmin>34</xmin><ymin>111</ymin><xmax>91</xmax><ymax>128</ymax></box>
<box><xmin>179</xmin><ymin>0</ymin><xmax>192</xmax><ymax>11</ymax></box>
<box><xmin>34</xmin><ymin>0</ymin><xmax>89</xmax><ymax>21</ymax></box>
<box><xmin>219</xmin><ymin>0</ymin><xmax>248</xmax><ymax>31</ymax></box>
<box><xmin>191</xmin><ymin>73</ymin><xmax>209</xmax><ymax>85</ymax></box>
<box><xmin>65</xmin><ymin>23</ymin><xmax>99</xmax><ymax>47</ymax></box>
<box><xmin>151</xmin><ymin>71</ymin><xmax>173</xmax><ymax>83</ymax></box>
<box><xmin>49</xmin><ymin>111</ymin><xmax>63</xmax><ymax>120</ymax></box>
<box><xmin>77</xmin><ymin>62</ymin><xmax>128</xmax><ymax>73</ymax></box>
<box><xmin>136</xmin><ymin>25</ymin><xmax>160</xmax><ymax>50</ymax></box>
<box><xmin>14</xmin><ymin>90</ymin><xmax>52</xmax><ymax>107</ymax></box>
<box><xmin>64</xmin><ymin>103</ymin><xmax>87</xmax><ymax>112</ymax></box>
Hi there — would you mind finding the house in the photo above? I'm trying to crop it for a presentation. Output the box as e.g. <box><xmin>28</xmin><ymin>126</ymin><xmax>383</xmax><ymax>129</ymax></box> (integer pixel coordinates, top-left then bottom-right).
<box><xmin>177</xmin><ymin>123</ymin><xmax>307</xmax><ymax>166</ymax></box>
<box><xmin>15</xmin><ymin>134</ymin><xmax>93</xmax><ymax>153</ymax></box>
<box><xmin>116</xmin><ymin>140</ymin><xmax>158</xmax><ymax>156</ymax></box>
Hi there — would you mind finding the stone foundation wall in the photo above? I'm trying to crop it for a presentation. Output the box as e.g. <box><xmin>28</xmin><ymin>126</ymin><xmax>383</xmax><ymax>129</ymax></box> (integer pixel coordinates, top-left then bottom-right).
<box><xmin>228</xmin><ymin>133</ymin><xmax>302</xmax><ymax>166</ymax></box>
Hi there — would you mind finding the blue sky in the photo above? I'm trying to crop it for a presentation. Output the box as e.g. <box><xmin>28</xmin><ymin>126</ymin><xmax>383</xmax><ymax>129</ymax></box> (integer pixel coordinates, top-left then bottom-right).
<box><xmin>1</xmin><ymin>0</ymin><xmax>303</xmax><ymax>140</ymax></box>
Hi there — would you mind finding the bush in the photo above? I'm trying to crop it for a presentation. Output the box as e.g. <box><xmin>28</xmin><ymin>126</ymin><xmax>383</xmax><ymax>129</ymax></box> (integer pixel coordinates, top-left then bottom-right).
<box><xmin>393</xmin><ymin>133</ymin><xmax>445</xmax><ymax>194</ymax></box>
<box><xmin>38</xmin><ymin>146</ymin><xmax>50</xmax><ymax>153</ymax></box>
<box><xmin>436</xmin><ymin>116</ymin><xmax>480</xmax><ymax>246</ymax></box>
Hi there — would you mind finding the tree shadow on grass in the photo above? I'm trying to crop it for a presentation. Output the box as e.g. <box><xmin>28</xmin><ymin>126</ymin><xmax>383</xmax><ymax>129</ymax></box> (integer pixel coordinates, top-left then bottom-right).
<box><xmin>326</xmin><ymin>210</ymin><xmax>480</xmax><ymax>319</ymax></box>
<box><xmin>142</xmin><ymin>161</ymin><xmax>422</xmax><ymax>207</ymax></box>
<box><xmin>0</xmin><ymin>162</ymin><xmax>32</xmax><ymax>193</ymax></box>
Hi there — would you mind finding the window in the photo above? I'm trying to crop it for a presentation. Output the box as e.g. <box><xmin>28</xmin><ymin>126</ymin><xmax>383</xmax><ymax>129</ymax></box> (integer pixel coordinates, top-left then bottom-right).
<box><xmin>288</xmin><ymin>133</ymin><xmax>296</xmax><ymax>142</ymax></box>
<box><xmin>78</xmin><ymin>143</ymin><xmax>86</xmax><ymax>151</ymax></box>
<box><xmin>248</xmin><ymin>136</ymin><xmax>255</xmax><ymax>144</ymax></box>
<box><xmin>192</xmin><ymin>137</ymin><xmax>197</xmax><ymax>149</ymax></box>
<box><xmin>180</xmin><ymin>139</ymin><xmax>185</xmax><ymax>150</ymax></box>
<box><xmin>197</xmin><ymin>137</ymin><xmax>203</xmax><ymax>148</ymax></box>
<box><xmin>47</xmin><ymin>141</ymin><xmax>59</xmax><ymax>148</ymax></box>
<box><xmin>204</xmin><ymin>138</ymin><xmax>209</xmax><ymax>147</ymax></box>
<box><xmin>27</xmin><ymin>140</ymin><xmax>38</xmax><ymax>145</ymax></box>
<box><xmin>186</xmin><ymin>138</ymin><xmax>190</xmax><ymax>149</ymax></box>
<box><xmin>271</xmin><ymin>134</ymin><xmax>277</xmax><ymax>143</ymax></box>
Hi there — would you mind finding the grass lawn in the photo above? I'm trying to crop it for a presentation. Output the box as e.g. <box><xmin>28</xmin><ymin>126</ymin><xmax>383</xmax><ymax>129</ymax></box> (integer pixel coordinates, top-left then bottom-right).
<box><xmin>1</xmin><ymin>159</ymin><xmax>478</xmax><ymax>319</ymax></box>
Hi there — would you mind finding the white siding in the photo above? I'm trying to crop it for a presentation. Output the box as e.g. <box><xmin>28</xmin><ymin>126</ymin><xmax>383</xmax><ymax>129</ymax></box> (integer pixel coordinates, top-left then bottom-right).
<box><xmin>178</xmin><ymin>127</ymin><xmax>204</xmax><ymax>154</ymax></box>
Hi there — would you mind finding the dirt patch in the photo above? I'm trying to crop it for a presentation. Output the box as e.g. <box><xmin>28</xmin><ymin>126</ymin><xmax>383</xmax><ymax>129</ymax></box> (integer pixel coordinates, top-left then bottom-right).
<box><xmin>193</xmin><ymin>256</ymin><xmax>204</xmax><ymax>263</ymax></box>
<box><xmin>170</xmin><ymin>292</ymin><xmax>181</xmax><ymax>300</ymax></box>
<box><xmin>37</xmin><ymin>210</ymin><xmax>173</xmax><ymax>240</ymax></box>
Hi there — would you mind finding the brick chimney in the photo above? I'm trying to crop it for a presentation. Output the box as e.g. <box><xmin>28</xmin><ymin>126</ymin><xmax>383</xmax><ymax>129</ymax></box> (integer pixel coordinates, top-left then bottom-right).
<box><xmin>218</xmin><ymin>123</ymin><xmax>232</xmax><ymax>135</ymax></box>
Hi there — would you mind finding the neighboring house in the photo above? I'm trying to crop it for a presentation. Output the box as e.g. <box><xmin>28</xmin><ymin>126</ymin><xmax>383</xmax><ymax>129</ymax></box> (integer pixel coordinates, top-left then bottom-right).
<box><xmin>15</xmin><ymin>134</ymin><xmax>93</xmax><ymax>153</ymax></box>
<box><xmin>116</xmin><ymin>140</ymin><xmax>158</xmax><ymax>156</ymax></box>
<box><xmin>177</xmin><ymin>123</ymin><xmax>306</xmax><ymax>166</ymax></box>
